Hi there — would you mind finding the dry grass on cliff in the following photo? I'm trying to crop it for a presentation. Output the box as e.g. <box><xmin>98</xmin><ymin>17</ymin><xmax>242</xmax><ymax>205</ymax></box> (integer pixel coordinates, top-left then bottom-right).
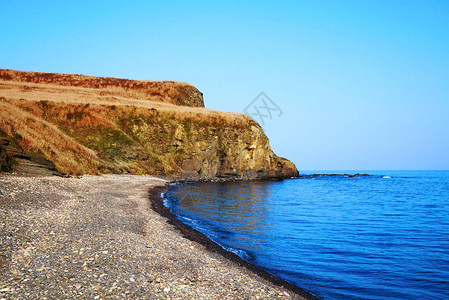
<box><xmin>0</xmin><ymin>77</ymin><xmax>254</xmax><ymax>128</ymax></box>
<box><xmin>0</xmin><ymin>69</ymin><xmax>186</xmax><ymax>97</ymax></box>
<box><xmin>0</xmin><ymin>101</ymin><xmax>101</xmax><ymax>175</ymax></box>
<box><xmin>0</xmin><ymin>70</ymin><xmax>257</xmax><ymax>175</ymax></box>
<box><xmin>0</xmin><ymin>69</ymin><xmax>203</xmax><ymax>107</ymax></box>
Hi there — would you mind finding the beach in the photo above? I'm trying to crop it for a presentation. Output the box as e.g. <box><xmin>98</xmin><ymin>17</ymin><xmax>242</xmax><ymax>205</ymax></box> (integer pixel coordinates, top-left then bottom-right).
<box><xmin>0</xmin><ymin>174</ymin><xmax>306</xmax><ymax>299</ymax></box>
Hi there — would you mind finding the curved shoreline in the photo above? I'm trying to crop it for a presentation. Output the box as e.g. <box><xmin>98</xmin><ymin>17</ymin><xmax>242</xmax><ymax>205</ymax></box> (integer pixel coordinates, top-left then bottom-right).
<box><xmin>148</xmin><ymin>182</ymin><xmax>319</xmax><ymax>300</ymax></box>
<box><xmin>3</xmin><ymin>174</ymin><xmax>318</xmax><ymax>299</ymax></box>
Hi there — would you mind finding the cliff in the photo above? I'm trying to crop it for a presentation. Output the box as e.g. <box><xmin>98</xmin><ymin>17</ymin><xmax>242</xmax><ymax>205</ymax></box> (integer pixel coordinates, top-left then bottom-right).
<box><xmin>0</xmin><ymin>69</ymin><xmax>298</xmax><ymax>179</ymax></box>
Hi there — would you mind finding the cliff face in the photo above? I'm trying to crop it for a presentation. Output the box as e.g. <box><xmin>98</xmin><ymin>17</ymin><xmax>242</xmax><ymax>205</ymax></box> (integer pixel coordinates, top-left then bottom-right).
<box><xmin>0</xmin><ymin>69</ymin><xmax>298</xmax><ymax>179</ymax></box>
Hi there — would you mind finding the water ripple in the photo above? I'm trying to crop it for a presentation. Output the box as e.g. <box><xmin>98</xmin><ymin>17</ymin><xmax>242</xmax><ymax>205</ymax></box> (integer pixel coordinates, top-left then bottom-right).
<box><xmin>165</xmin><ymin>171</ymin><xmax>449</xmax><ymax>299</ymax></box>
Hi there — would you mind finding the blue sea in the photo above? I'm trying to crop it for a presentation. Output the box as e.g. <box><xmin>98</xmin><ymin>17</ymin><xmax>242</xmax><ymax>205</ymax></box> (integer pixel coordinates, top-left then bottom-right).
<box><xmin>163</xmin><ymin>171</ymin><xmax>449</xmax><ymax>299</ymax></box>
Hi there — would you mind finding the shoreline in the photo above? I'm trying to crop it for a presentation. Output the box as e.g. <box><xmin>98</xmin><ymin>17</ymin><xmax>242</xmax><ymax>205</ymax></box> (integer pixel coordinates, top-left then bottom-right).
<box><xmin>1</xmin><ymin>174</ymin><xmax>315</xmax><ymax>299</ymax></box>
<box><xmin>148</xmin><ymin>182</ymin><xmax>319</xmax><ymax>300</ymax></box>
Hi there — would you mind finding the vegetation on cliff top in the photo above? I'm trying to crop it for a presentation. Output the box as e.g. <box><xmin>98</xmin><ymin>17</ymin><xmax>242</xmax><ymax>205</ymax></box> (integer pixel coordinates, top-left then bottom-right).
<box><xmin>0</xmin><ymin>69</ymin><xmax>298</xmax><ymax>179</ymax></box>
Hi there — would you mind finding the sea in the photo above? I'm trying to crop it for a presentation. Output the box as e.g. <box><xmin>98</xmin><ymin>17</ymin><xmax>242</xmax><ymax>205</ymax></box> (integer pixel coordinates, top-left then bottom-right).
<box><xmin>163</xmin><ymin>171</ymin><xmax>449</xmax><ymax>299</ymax></box>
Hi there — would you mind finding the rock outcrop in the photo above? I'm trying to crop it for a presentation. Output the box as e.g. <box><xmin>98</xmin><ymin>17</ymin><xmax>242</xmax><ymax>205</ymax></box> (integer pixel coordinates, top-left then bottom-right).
<box><xmin>0</xmin><ymin>139</ymin><xmax>14</xmax><ymax>173</ymax></box>
<box><xmin>0</xmin><ymin>69</ymin><xmax>298</xmax><ymax>179</ymax></box>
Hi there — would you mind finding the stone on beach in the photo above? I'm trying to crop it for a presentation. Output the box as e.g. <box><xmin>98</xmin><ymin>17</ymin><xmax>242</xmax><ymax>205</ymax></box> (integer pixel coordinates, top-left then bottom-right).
<box><xmin>0</xmin><ymin>174</ymin><xmax>305</xmax><ymax>299</ymax></box>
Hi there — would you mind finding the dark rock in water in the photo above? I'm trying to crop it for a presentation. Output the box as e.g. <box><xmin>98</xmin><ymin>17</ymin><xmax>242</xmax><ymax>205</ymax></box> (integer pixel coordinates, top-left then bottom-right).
<box><xmin>347</xmin><ymin>173</ymin><xmax>371</xmax><ymax>177</ymax></box>
<box><xmin>298</xmin><ymin>173</ymin><xmax>372</xmax><ymax>178</ymax></box>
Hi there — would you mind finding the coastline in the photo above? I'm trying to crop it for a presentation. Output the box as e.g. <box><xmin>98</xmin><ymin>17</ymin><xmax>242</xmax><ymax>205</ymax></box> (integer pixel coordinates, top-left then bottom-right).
<box><xmin>1</xmin><ymin>174</ymin><xmax>315</xmax><ymax>299</ymax></box>
<box><xmin>148</xmin><ymin>182</ymin><xmax>319</xmax><ymax>300</ymax></box>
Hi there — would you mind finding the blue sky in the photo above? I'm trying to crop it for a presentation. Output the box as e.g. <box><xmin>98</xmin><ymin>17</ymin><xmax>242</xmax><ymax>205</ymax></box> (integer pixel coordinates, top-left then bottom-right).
<box><xmin>1</xmin><ymin>1</ymin><xmax>448</xmax><ymax>170</ymax></box>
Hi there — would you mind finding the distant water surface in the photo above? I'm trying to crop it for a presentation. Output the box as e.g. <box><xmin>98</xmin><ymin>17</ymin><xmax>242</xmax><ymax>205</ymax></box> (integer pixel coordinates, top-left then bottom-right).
<box><xmin>164</xmin><ymin>171</ymin><xmax>449</xmax><ymax>299</ymax></box>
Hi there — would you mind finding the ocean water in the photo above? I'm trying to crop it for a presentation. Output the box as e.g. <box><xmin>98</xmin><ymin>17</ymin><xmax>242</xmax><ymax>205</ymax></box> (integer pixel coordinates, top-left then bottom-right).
<box><xmin>163</xmin><ymin>171</ymin><xmax>449</xmax><ymax>299</ymax></box>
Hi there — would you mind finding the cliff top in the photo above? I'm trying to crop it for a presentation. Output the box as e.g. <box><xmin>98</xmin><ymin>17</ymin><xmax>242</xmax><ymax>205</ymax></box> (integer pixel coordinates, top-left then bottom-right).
<box><xmin>0</xmin><ymin>68</ymin><xmax>204</xmax><ymax>108</ymax></box>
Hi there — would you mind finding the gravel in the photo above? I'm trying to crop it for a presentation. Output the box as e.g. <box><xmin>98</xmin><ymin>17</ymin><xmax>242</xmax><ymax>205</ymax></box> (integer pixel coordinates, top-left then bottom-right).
<box><xmin>0</xmin><ymin>174</ymin><xmax>305</xmax><ymax>299</ymax></box>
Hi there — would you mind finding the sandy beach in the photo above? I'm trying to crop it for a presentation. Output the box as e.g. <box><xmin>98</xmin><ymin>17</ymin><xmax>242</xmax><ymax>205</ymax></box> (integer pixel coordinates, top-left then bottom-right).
<box><xmin>0</xmin><ymin>174</ymin><xmax>309</xmax><ymax>299</ymax></box>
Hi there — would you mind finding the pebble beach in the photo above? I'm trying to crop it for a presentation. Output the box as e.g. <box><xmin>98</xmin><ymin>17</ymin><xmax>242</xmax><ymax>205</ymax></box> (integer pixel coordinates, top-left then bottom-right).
<box><xmin>0</xmin><ymin>175</ymin><xmax>304</xmax><ymax>299</ymax></box>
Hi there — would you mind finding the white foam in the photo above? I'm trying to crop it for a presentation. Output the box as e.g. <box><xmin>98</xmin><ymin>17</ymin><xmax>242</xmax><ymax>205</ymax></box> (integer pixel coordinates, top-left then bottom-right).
<box><xmin>223</xmin><ymin>246</ymin><xmax>251</xmax><ymax>260</ymax></box>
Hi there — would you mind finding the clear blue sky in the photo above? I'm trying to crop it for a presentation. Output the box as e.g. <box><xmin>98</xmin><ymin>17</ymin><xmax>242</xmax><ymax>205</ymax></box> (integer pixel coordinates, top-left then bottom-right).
<box><xmin>1</xmin><ymin>1</ymin><xmax>448</xmax><ymax>170</ymax></box>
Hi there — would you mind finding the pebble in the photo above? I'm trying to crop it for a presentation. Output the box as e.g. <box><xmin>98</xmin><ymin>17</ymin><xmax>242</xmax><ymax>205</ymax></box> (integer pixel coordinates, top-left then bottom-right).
<box><xmin>0</xmin><ymin>175</ymin><xmax>303</xmax><ymax>299</ymax></box>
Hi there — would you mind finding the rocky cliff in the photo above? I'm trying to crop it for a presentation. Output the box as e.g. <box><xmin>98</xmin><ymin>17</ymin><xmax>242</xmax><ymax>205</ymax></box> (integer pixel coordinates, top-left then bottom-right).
<box><xmin>0</xmin><ymin>69</ymin><xmax>298</xmax><ymax>179</ymax></box>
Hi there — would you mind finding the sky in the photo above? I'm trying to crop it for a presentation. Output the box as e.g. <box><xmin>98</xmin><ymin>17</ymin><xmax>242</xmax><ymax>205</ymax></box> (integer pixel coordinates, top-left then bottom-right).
<box><xmin>1</xmin><ymin>0</ymin><xmax>448</xmax><ymax>170</ymax></box>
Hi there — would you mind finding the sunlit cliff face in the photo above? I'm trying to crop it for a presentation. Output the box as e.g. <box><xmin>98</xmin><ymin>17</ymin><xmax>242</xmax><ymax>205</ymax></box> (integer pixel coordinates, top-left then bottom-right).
<box><xmin>0</xmin><ymin>69</ymin><xmax>298</xmax><ymax>179</ymax></box>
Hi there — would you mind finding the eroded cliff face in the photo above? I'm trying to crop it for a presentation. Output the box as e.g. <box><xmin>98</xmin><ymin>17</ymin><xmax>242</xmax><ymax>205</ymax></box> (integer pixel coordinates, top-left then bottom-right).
<box><xmin>0</xmin><ymin>69</ymin><xmax>298</xmax><ymax>179</ymax></box>
<box><xmin>172</xmin><ymin>122</ymin><xmax>298</xmax><ymax>180</ymax></box>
